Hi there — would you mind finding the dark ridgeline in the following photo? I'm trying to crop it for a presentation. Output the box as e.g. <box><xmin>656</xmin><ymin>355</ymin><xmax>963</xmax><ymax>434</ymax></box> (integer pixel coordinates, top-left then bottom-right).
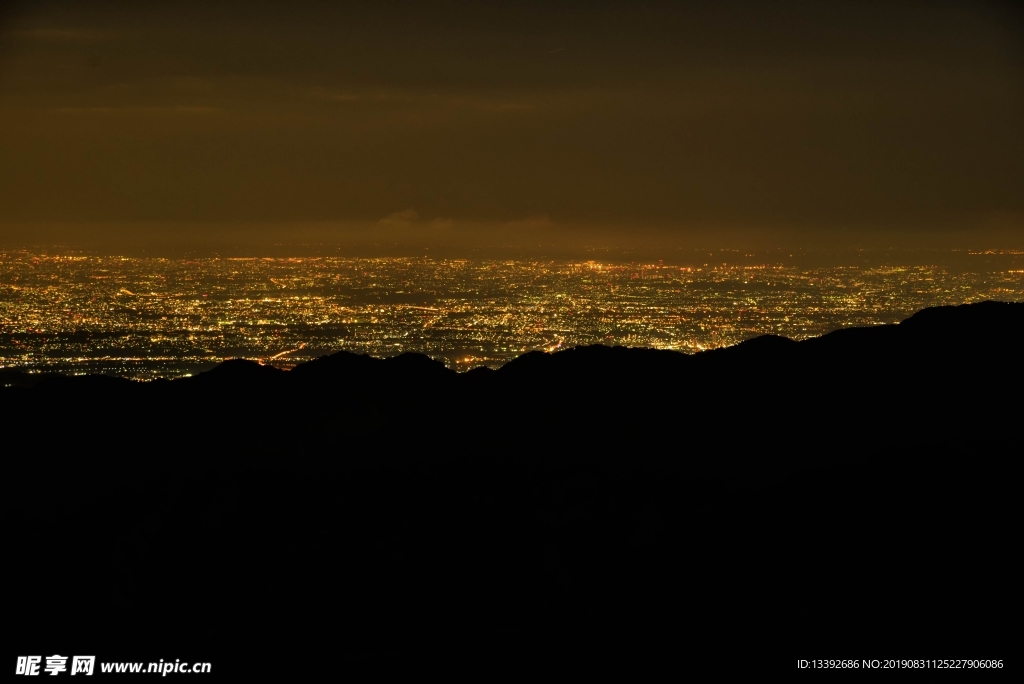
<box><xmin>4</xmin><ymin>301</ymin><xmax>1019</xmax><ymax>673</ymax></box>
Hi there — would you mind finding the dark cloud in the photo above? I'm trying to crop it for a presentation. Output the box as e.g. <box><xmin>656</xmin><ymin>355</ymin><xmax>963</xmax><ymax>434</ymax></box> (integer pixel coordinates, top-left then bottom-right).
<box><xmin>1</xmin><ymin>0</ymin><xmax>1021</xmax><ymax>252</ymax></box>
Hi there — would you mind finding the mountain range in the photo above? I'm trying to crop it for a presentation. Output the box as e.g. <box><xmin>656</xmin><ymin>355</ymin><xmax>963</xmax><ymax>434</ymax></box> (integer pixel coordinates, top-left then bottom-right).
<box><xmin>5</xmin><ymin>300</ymin><xmax>1019</xmax><ymax>673</ymax></box>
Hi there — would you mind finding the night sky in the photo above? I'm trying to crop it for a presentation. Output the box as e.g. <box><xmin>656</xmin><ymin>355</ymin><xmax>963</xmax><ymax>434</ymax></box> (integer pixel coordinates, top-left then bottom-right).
<box><xmin>1</xmin><ymin>0</ymin><xmax>1021</xmax><ymax>254</ymax></box>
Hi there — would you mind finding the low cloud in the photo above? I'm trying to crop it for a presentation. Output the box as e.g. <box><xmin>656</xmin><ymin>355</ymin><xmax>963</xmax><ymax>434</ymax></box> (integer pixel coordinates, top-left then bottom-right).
<box><xmin>378</xmin><ymin>209</ymin><xmax>419</xmax><ymax>229</ymax></box>
<box><xmin>307</xmin><ymin>88</ymin><xmax>363</xmax><ymax>102</ymax></box>
<box><xmin>20</xmin><ymin>27</ymin><xmax>112</xmax><ymax>43</ymax></box>
<box><xmin>51</xmin><ymin>105</ymin><xmax>221</xmax><ymax>115</ymax></box>
<box><xmin>305</xmin><ymin>87</ymin><xmax>539</xmax><ymax>114</ymax></box>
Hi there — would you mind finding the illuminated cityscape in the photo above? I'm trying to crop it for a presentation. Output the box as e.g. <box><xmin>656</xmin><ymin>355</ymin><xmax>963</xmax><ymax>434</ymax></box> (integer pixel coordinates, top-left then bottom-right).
<box><xmin>2</xmin><ymin>250</ymin><xmax>1022</xmax><ymax>379</ymax></box>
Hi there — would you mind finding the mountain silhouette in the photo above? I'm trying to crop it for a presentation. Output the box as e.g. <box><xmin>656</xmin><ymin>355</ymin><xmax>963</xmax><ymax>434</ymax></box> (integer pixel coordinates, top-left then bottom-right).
<box><xmin>4</xmin><ymin>301</ymin><xmax>1019</xmax><ymax>674</ymax></box>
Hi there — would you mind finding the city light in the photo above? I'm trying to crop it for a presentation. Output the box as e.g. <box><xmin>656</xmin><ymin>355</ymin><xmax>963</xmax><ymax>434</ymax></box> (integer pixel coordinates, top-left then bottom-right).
<box><xmin>1</xmin><ymin>252</ymin><xmax>1021</xmax><ymax>379</ymax></box>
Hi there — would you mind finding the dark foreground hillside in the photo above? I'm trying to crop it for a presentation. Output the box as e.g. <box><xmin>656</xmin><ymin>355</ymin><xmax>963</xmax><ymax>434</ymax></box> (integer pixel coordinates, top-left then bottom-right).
<box><xmin>4</xmin><ymin>301</ymin><xmax>1020</xmax><ymax>675</ymax></box>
